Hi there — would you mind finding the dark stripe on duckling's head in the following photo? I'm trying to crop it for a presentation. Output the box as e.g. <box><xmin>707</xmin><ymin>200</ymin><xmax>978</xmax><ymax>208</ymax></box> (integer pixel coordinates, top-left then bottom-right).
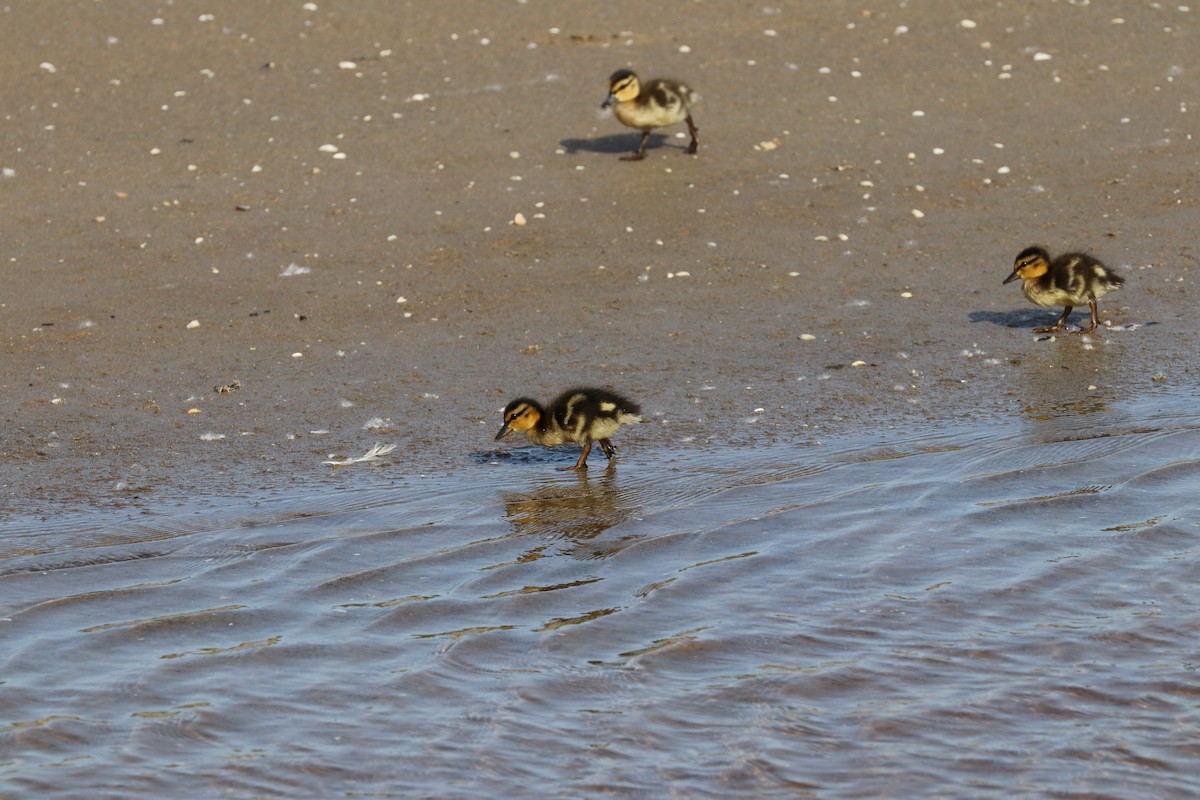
<box><xmin>602</xmin><ymin>69</ymin><xmax>640</xmax><ymax>108</ymax></box>
<box><xmin>1004</xmin><ymin>245</ymin><xmax>1051</xmax><ymax>284</ymax></box>
<box><xmin>495</xmin><ymin>398</ymin><xmax>541</xmax><ymax>440</ymax></box>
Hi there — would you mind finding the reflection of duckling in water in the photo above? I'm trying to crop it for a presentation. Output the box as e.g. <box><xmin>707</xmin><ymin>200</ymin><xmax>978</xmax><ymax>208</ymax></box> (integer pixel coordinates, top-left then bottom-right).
<box><xmin>495</xmin><ymin>387</ymin><xmax>642</xmax><ymax>470</ymax></box>
<box><xmin>1003</xmin><ymin>246</ymin><xmax>1126</xmax><ymax>334</ymax></box>
<box><xmin>601</xmin><ymin>69</ymin><xmax>699</xmax><ymax>161</ymax></box>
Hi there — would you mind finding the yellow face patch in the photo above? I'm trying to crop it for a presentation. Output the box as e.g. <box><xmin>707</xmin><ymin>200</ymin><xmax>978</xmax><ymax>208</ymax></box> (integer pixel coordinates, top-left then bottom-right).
<box><xmin>1014</xmin><ymin>254</ymin><xmax>1049</xmax><ymax>280</ymax></box>
<box><xmin>503</xmin><ymin>404</ymin><xmax>538</xmax><ymax>433</ymax></box>
<box><xmin>610</xmin><ymin>75</ymin><xmax>640</xmax><ymax>103</ymax></box>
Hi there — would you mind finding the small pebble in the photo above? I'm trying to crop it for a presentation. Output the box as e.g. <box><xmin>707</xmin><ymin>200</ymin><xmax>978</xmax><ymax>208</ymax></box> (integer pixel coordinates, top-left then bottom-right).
<box><xmin>513</xmin><ymin>213</ymin><xmax>527</xmax><ymax>226</ymax></box>
<box><xmin>799</xmin><ymin>333</ymin><xmax>816</xmax><ymax>341</ymax></box>
<box><xmin>186</xmin><ymin>319</ymin><xmax>200</xmax><ymax>329</ymax></box>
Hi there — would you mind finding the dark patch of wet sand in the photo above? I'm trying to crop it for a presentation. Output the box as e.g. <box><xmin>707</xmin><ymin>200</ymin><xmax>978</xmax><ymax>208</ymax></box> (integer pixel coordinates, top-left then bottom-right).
<box><xmin>2</xmin><ymin>2</ymin><xmax>1196</xmax><ymax>518</ymax></box>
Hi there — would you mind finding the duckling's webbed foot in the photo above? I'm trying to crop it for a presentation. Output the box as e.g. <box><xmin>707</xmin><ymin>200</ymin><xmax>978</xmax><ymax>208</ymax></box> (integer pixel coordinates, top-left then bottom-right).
<box><xmin>620</xmin><ymin>131</ymin><xmax>652</xmax><ymax>161</ymax></box>
<box><xmin>598</xmin><ymin>438</ymin><xmax>617</xmax><ymax>460</ymax></box>
<box><xmin>685</xmin><ymin>115</ymin><xmax>699</xmax><ymax>154</ymax></box>
<box><xmin>1035</xmin><ymin>306</ymin><xmax>1072</xmax><ymax>334</ymax></box>
<box><xmin>1073</xmin><ymin>301</ymin><xmax>1101</xmax><ymax>334</ymax></box>
<box><xmin>561</xmin><ymin>442</ymin><xmax>592</xmax><ymax>471</ymax></box>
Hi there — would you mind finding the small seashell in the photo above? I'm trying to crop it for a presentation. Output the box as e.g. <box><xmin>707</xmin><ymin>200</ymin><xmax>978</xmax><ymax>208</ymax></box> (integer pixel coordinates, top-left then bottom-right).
<box><xmin>513</xmin><ymin>212</ymin><xmax>527</xmax><ymax>226</ymax></box>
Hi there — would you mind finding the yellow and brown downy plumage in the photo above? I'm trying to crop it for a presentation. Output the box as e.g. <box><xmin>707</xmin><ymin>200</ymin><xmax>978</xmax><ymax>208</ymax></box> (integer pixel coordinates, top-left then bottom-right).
<box><xmin>1003</xmin><ymin>246</ymin><xmax>1126</xmax><ymax>334</ymax></box>
<box><xmin>494</xmin><ymin>388</ymin><xmax>643</xmax><ymax>470</ymax></box>
<box><xmin>601</xmin><ymin>69</ymin><xmax>698</xmax><ymax>161</ymax></box>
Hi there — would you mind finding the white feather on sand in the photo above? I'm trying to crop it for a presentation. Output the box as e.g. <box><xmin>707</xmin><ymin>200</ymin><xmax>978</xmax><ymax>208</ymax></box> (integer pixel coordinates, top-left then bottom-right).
<box><xmin>323</xmin><ymin>442</ymin><xmax>397</xmax><ymax>466</ymax></box>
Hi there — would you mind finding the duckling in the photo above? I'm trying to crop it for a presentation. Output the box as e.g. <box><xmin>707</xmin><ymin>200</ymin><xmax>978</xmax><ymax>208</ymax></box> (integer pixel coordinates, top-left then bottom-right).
<box><xmin>1003</xmin><ymin>246</ymin><xmax>1126</xmax><ymax>334</ymax></box>
<box><xmin>495</xmin><ymin>387</ymin><xmax>642</xmax><ymax>470</ymax></box>
<box><xmin>601</xmin><ymin>69</ymin><xmax>699</xmax><ymax>161</ymax></box>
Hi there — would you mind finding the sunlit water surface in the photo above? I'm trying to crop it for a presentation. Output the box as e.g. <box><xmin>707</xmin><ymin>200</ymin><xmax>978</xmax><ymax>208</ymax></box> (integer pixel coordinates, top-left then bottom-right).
<box><xmin>3</xmin><ymin>393</ymin><xmax>1199</xmax><ymax>799</ymax></box>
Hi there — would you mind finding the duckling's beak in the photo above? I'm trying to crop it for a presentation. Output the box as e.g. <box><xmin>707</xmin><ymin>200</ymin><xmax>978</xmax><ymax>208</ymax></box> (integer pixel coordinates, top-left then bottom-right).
<box><xmin>601</xmin><ymin>93</ymin><xmax>615</xmax><ymax>110</ymax></box>
<box><xmin>1002</xmin><ymin>269</ymin><xmax>1020</xmax><ymax>285</ymax></box>
<box><xmin>495</xmin><ymin>423</ymin><xmax>512</xmax><ymax>441</ymax></box>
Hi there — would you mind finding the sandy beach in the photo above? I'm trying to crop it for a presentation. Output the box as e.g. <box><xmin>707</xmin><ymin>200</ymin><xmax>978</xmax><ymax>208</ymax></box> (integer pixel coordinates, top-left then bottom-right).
<box><xmin>2</xmin><ymin>1</ymin><xmax>1195</xmax><ymax>513</ymax></box>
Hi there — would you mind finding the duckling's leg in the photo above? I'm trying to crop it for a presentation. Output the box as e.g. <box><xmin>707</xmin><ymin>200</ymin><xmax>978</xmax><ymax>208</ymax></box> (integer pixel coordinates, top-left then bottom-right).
<box><xmin>566</xmin><ymin>442</ymin><xmax>593</xmax><ymax>471</ymax></box>
<box><xmin>1075</xmin><ymin>300</ymin><xmax>1101</xmax><ymax>334</ymax></box>
<box><xmin>598</xmin><ymin>438</ymin><xmax>617</xmax><ymax>460</ymax></box>
<box><xmin>1034</xmin><ymin>306</ymin><xmax>1073</xmax><ymax>334</ymax></box>
<box><xmin>685</xmin><ymin>115</ymin><xmax>699</xmax><ymax>155</ymax></box>
<box><xmin>620</xmin><ymin>131</ymin><xmax>651</xmax><ymax>161</ymax></box>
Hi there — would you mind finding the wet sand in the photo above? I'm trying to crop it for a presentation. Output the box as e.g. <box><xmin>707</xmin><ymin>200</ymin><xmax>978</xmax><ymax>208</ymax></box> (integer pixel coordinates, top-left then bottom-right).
<box><xmin>3</xmin><ymin>1</ymin><xmax>1197</xmax><ymax>518</ymax></box>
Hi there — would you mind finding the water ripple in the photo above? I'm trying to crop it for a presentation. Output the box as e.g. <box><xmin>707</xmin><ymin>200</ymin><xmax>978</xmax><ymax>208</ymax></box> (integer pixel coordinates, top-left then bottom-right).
<box><xmin>3</xmin><ymin>395</ymin><xmax>1199</xmax><ymax>798</ymax></box>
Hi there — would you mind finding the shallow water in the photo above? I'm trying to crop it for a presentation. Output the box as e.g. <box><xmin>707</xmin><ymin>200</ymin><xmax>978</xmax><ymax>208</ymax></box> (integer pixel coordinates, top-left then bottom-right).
<box><xmin>3</xmin><ymin>393</ymin><xmax>1199</xmax><ymax>799</ymax></box>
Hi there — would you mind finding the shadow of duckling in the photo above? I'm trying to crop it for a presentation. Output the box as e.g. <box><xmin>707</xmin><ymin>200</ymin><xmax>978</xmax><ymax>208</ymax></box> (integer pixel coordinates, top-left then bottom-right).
<box><xmin>560</xmin><ymin>133</ymin><xmax>674</xmax><ymax>156</ymax></box>
<box><xmin>969</xmin><ymin>309</ymin><xmax>1072</xmax><ymax>329</ymax></box>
